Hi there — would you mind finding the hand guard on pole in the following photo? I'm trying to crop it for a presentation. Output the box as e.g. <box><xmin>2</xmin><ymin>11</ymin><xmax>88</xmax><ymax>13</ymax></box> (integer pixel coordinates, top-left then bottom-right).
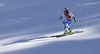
<box><xmin>73</xmin><ymin>17</ymin><xmax>77</xmax><ymax>23</ymax></box>
<box><xmin>59</xmin><ymin>16</ymin><xmax>63</xmax><ymax>20</ymax></box>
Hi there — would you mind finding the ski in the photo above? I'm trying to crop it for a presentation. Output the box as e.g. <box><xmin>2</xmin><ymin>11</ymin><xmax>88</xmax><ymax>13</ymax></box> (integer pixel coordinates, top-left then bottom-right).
<box><xmin>51</xmin><ymin>31</ymin><xmax>84</xmax><ymax>38</ymax></box>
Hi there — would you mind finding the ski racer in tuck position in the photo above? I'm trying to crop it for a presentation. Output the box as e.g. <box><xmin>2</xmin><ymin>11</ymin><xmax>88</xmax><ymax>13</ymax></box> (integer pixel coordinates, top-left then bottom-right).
<box><xmin>59</xmin><ymin>7</ymin><xmax>77</xmax><ymax>34</ymax></box>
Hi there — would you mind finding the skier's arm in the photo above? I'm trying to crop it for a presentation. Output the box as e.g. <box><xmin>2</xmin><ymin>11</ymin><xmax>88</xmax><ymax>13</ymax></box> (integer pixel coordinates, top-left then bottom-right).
<box><xmin>69</xmin><ymin>12</ymin><xmax>77</xmax><ymax>23</ymax></box>
<box><xmin>59</xmin><ymin>14</ymin><xmax>64</xmax><ymax>20</ymax></box>
<box><xmin>73</xmin><ymin>17</ymin><xmax>77</xmax><ymax>23</ymax></box>
<box><xmin>59</xmin><ymin>16</ymin><xmax>62</xmax><ymax>20</ymax></box>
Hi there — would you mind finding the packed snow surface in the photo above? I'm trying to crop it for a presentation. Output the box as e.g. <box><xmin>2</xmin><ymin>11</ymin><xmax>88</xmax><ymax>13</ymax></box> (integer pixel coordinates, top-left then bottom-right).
<box><xmin>0</xmin><ymin>0</ymin><xmax>100</xmax><ymax>54</ymax></box>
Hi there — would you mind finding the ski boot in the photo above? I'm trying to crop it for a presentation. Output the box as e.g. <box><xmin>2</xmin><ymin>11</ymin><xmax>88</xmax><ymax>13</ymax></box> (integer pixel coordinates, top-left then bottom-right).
<box><xmin>69</xmin><ymin>30</ymin><xmax>74</xmax><ymax>34</ymax></box>
<box><xmin>68</xmin><ymin>28</ymin><xmax>74</xmax><ymax>34</ymax></box>
<box><xmin>64</xmin><ymin>30</ymin><xmax>69</xmax><ymax>34</ymax></box>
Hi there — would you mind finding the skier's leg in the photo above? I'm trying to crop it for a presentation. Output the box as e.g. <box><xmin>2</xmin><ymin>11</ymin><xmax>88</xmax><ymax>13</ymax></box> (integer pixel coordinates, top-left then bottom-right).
<box><xmin>63</xmin><ymin>20</ymin><xmax>69</xmax><ymax>34</ymax></box>
<box><xmin>66</xmin><ymin>23</ymin><xmax>70</xmax><ymax>29</ymax></box>
<box><xmin>62</xmin><ymin>21</ymin><xmax>67</xmax><ymax>29</ymax></box>
<box><xmin>66</xmin><ymin>20</ymin><xmax>72</xmax><ymax>33</ymax></box>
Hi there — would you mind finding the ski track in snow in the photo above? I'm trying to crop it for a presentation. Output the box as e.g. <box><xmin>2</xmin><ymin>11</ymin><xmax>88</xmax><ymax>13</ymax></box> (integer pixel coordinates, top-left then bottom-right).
<box><xmin>77</xmin><ymin>1</ymin><xmax>100</xmax><ymax>6</ymax></box>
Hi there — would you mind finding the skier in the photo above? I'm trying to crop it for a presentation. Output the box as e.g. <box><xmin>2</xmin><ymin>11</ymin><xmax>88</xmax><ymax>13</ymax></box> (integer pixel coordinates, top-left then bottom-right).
<box><xmin>59</xmin><ymin>7</ymin><xmax>77</xmax><ymax>34</ymax></box>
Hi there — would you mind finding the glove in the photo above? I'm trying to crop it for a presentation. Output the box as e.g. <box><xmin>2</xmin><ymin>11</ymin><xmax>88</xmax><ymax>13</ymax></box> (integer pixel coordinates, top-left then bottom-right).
<box><xmin>73</xmin><ymin>17</ymin><xmax>77</xmax><ymax>23</ymax></box>
<box><xmin>59</xmin><ymin>16</ymin><xmax>62</xmax><ymax>20</ymax></box>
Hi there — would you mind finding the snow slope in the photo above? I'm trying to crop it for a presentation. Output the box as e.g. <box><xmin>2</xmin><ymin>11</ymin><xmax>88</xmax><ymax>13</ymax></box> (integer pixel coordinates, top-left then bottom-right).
<box><xmin>0</xmin><ymin>0</ymin><xmax>100</xmax><ymax>54</ymax></box>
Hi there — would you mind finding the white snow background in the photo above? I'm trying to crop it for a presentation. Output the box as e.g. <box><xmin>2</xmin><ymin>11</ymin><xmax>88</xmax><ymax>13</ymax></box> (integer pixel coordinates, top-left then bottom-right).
<box><xmin>0</xmin><ymin>0</ymin><xmax>100</xmax><ymax>54</ymax></box>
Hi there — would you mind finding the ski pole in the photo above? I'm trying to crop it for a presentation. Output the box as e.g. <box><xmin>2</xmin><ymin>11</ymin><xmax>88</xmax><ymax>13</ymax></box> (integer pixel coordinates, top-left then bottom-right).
<box><xmin>60</xmin><ymin>19</ymin><xmax>63</xmax><ymax>22</ymax></box>
<box><xmin>77</xmin><ymin>20</ymin><xmax>94</xmax><ymax>23</ymax></box>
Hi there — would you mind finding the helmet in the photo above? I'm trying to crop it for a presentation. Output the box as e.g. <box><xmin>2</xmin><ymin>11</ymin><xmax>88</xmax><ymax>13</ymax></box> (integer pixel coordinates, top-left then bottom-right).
<box><xmin>64</xmin><ymin>7</ymin><xmax>68</xmax><ymax>11</ymax></box>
